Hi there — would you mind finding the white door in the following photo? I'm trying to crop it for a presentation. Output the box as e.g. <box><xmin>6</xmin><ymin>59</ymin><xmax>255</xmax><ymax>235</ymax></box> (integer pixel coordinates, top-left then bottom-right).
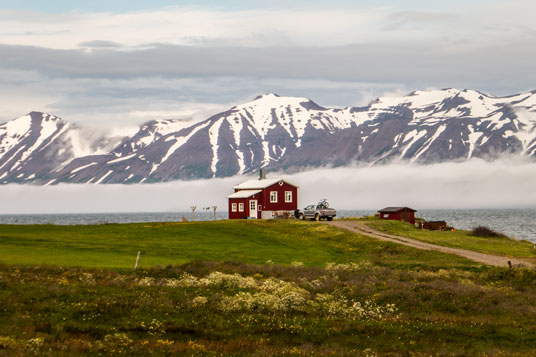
<box><xmin>249</xmin><ymin>200</ymin><xmax>257</xmax><ymax>218</ymax></box>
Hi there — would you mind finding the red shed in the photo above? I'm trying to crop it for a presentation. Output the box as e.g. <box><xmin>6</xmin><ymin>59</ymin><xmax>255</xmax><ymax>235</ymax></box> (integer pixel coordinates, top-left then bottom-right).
<box><xmin>228</xmin><ymin>176</ymin><xmax>298</xmax><ymax>219</ymax></box>
<box><xmin>378</xmin><ymin>207</ymin><xmax>417</xmax><ymax>225</ymax></box>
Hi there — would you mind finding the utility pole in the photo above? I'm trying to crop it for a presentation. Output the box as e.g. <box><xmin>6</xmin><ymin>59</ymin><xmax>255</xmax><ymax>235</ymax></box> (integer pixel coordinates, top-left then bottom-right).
<box><xmin>190</xmin><ymin>206</ymin><xmax>197</xmax><ymax>221</ymax></box>
<box><xmin>212</xmin><ymin>206</ymin><xmax>217</xmax><ymax>221</ymax></box>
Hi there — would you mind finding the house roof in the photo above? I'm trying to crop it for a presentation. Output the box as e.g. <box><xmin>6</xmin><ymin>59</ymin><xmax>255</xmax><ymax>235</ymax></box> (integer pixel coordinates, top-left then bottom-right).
<box><xmin>227</xmin><ymin>189</ymin><xmax>262</xmax><ymax>199</ymax></box>
<box><xmin>232</xmin><ymin>178</ymin><xmax>298</xmax><ymax>190</ymax></box>
<box><xmin>378</xmin><ymin>207</ymin><xmax>417</xmax><ymax>213</ymax></box>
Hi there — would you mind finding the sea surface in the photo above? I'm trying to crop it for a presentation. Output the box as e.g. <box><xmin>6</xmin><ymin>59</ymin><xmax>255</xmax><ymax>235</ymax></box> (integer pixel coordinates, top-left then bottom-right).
<box><xmin>0</xmin><ymin>208</ymin><xmax>535</xmax><ymax>243</ymax></box>
<box><xmin>0</xmin><ymin>211</ymin><xmax>229</xmax><ymax>225</ymax></box>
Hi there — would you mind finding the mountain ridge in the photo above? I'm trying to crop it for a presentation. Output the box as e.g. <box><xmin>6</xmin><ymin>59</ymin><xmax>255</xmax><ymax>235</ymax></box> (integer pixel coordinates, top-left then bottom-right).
<box><xmin>1</xmin><ymin>88</ymin><xmax>535</xmax><ymax>184</ymax></box>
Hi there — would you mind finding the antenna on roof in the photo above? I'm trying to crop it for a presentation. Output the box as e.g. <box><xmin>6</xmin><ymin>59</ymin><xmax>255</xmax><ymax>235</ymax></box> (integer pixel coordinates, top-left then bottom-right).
<box><xmin>259</xmin><ymin>169</ymin><xmax>266</xmax><ymax>180</ymax></box>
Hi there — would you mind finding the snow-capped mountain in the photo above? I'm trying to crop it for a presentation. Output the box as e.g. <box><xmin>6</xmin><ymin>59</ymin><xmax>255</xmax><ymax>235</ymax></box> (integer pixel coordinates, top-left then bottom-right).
<box><xmin>273</xmin><ymin>88</ymin><xmax>536</xmax><ymax>168</ymax></box>
<box><xmin>50</xmin><ymin>93</ymin><xmax>364</xmax><ymax>184</ymax></box>
<box><xmin>1</xmin><ymin>89</ymin><xmax>536</xmax><ymax>185</ymax></box>
<box><xmin>0</xmin><ymin>112</ymin><xmax>122</xmax><ymax>184</ymax></box>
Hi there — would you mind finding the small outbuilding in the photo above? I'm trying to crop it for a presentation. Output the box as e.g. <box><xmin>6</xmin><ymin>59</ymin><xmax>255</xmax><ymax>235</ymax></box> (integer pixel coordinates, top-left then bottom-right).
<box><xmin>378</xmin><ymin>207</ymin><xmax>417</xmax><ymax>225</ymax></box>
<box><xmin>418</xmin><ymin>220</ymin><xmax>448</xmax><ymax>231</ymax></box>
<box><xmin>228</xmin><ymin>172</ymin><xmax>298</xmax><ymax>219</ymax></box>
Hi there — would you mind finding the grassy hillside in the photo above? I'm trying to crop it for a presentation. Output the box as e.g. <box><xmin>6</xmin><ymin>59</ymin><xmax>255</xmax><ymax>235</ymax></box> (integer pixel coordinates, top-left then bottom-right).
<box><xmin>363</xmin><ymin>219</ymin><xmax>536</xmax><ymax>261</ymax></box>
<box><xmin>2</xmin><ymin>262</ymin><xmax>536</xmax><ymax>355</ymax></box>
<box><xmin>1</xmin><ymin>220</ymin><xmax>536</xmax><ymax>355</ymax></box>
<box><xmin>0</xmin><ymin>220</ymin><xmax>476</xmax><ymax>269</ymax></box>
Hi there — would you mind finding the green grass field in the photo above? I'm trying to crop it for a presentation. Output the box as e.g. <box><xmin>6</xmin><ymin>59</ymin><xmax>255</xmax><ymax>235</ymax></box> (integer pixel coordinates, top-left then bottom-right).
<box><xmin>0</xmin><ymin>220</ymin><xmax>477</xmax><ymax>269</ymax></box>
<box><xmin>1</xmin><ymin>220</ymin><xmax>536</xmax><ymax>355</ymax></box>
<box><xmin>363</xmin><ymin>219</ymin><xmax>536</xmax><ymax>261</ymax></box>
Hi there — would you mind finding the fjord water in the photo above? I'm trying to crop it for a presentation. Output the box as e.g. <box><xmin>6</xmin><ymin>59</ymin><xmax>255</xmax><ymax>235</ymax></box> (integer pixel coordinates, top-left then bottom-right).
<box><xmin>1</xmin><ymin>208</ymin><xmax>535</xmax><ymax>243</ymax></box>
<box><xmin>420</xmin><ymin>209</ymin><xmax>536</xmax><ymax>243</ymax></box>
<box><xmin>0</xmin><ymin>211</ymin><xmax>229</xmax><ymax>226</ymax></box>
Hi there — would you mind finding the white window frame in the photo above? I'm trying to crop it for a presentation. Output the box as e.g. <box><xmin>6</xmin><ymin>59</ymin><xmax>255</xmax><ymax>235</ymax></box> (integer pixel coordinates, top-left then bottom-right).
<box><xmin>231</xmin><ymin>203</ymin><xmax>237</xmax><ymax>212</ymax></box>
<box><xmin>285</xmin><ymin>191</ymin><xmax>292</xmax><ymax>203</ymax></box>
<box><xmin>250</xmin><ymin>200</ymin><xmax>256</xmax><ymax>211</ymax></box>
<box><xmin>270</xmin><ymin>191</ymin><xmax>278</xmax><ymax>203</ymax></box>
<box><xmin>238</xmin><ymin>203</ymin><xmax>244</xmax><ymax>212</ymax></box>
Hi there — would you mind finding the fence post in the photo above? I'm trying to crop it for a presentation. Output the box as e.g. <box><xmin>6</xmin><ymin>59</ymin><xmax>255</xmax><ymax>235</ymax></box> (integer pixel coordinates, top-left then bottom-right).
<box><xmin>134</xmin><ymin>251</ymin><xmax>141</xmax><ymax>270</ymax></box>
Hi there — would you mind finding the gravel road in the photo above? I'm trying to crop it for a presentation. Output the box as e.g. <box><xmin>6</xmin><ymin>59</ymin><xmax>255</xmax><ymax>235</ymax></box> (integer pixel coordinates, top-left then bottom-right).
<box><xmin>324</xmin><ymin>221</ymin><xmax>533</xmax><ymax>268</ymax></box>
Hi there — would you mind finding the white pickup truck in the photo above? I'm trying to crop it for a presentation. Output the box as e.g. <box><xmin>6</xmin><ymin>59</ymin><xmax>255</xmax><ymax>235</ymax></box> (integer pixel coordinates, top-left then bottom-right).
<box><xmin>295</xmin><ymin>199</ymin><xmax>337</xmax><ymax>221</ymax></box>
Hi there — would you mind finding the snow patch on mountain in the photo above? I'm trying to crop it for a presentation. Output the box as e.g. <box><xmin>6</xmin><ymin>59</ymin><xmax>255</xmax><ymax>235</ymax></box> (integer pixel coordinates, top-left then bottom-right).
<box><xmin>0</xmin><ymin>115</ymin><xmax>33</xmax><ymax>159</ymax></box>
<box><xmin>72</xmin><ymin>162</ymin><xmax>98</xmax><ymax>174</ymax></box>
<box><xmin>107</xmin><ymin>154</ymin><xmax>136</xmax><ymax>164</ymax></box>
<box><xmin>208</xmin><ymin>118</ymin><xmax>224</xmax><ymax>176</ymax></box>
<box><xmin>153</xmin><ymin>121</ymin><xmax>211</xmax><ymax>174</ymax></box>
<box><xmin>18</xmin><ymin>114</ymin><xmax>59</xmax><ymax>163</ymax></box>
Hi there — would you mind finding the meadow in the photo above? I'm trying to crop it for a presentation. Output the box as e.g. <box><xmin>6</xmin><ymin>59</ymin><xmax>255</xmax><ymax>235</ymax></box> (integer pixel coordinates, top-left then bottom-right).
<box><xmin>0</xmin><ymin>220</ymin><xmax>475</xmax><ymax>269</ymax></box>
<box><xmin>1</xmin><ymin>220</ymin><xmax>536</xmax><ymax>356</ymax></box>
<box><xmin>363</xmin><ymin>218</ymin><xmax>536</xmax><ymax>261</ymax></box>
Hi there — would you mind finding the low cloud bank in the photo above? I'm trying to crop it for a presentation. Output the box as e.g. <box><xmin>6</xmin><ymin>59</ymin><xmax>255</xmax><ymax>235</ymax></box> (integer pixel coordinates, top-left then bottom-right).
<box><xmin>1</xmin><ymin>159</ymin><xmax>535</xmax><ymax>214</ymax></box>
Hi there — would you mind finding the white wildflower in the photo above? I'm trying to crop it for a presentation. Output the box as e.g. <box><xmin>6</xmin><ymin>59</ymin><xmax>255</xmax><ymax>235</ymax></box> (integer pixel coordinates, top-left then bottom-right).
<box><xmin>136</xmin><ymin>277</ymin><xmax>155</xmax><ymax>287</ymax></box>
<box><xmin>192</xmin><ymin>296</ymin><xmax>208</xmax><ymax>307</ymax></box>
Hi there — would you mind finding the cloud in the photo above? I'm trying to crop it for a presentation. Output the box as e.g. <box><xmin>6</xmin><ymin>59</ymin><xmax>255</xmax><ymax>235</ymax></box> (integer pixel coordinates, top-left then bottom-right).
<box><xmin>0</xmin><ymin>69</ymin><xmax>407</xmax><ymax>126</ymax></box>
<box><xmin>384</xmin><ymin>10</ymin><xmax>457</xmax><ymax>31</ymax></box>
<box><xmin>2</xmin><ymin>37</ymin><xmax>535</xmax><ymax>84</ymax></box>
<box><xmin>1</xmin><ymin>159</ymin><xmax>535</xmax><ymax>215</ymax></box>
<box><xmin>0</xmin><ymin>3</ymin><xmax>534</xmax><ymax>49</ymax></box>
<box><xmin>0</xmin><ymin>7</ymin><xmax>386</xmax><ymax>49</ymax></box>
<box><xmin>1</xmin><ymin>41</ymin><xmax>535</xmax><ymax>89</ymax></box>
<box><xmin>79</xmin><ymin>40</ymin><xmax>123</xmax><ymax>48</ymax></box>
<box><xmin>0</xmin><ymin>3</ymin><xmax>535</xmax><ymax>127</ymax></box>
<box><xmin>1</xmin><ymin>37</ymin><xmax>534</xmax><ymax>127</ymax></box>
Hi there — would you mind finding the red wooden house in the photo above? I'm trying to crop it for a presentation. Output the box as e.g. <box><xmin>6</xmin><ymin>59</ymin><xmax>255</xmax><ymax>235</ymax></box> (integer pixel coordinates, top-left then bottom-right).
<box><xmin>378</xmin><ymin>207</ymin><xmax>417</xmax><ymax>225</ymax></box>
<box><xmin>228</xmin><ymin>174</ymin><xmax>298</xmax><ymax>219</ymax></box>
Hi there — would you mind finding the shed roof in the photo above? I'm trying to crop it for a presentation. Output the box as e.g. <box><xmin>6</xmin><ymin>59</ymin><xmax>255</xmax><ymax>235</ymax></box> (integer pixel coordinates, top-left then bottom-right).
<box><xmin>233</xmin><ymin>178</ymin><xmax>298</xmax><ymax>190</ymax></box>
<box><xmin>378</xmin><ymin>207</ymin><xmax>417</xmax><ymax>213</ymax></box>
<box><xmin>227</xmin><ymin>189</ymin><xmax>262</xmax><ymax>199</ymax></box>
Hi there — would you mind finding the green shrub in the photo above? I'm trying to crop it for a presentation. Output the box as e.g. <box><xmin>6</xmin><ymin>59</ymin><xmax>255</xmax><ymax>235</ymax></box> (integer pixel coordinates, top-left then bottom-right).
<box><xmin>471</xmin><ymin>226</ymin><xmax>506</xmax><ymax>238</ymax></box>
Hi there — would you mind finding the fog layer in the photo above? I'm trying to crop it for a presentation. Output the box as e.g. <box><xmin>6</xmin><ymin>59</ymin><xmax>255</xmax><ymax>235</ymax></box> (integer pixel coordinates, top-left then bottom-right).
<box><xmin>1</xmin><ymin>159</ymin><xmax>535</xmax><ymax>214</ymax></box>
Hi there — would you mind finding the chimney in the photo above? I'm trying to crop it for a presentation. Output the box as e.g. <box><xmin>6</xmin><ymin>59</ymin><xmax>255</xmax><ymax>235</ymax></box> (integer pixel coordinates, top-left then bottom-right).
<box><xmin>259</xmin><ymin>169</ymin><xmax>266</xmax><ymax>180</ymax></box>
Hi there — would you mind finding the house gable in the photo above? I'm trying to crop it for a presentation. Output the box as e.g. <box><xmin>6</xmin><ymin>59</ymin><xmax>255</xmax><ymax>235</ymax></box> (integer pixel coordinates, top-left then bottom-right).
<box><xmin>261</xmin><ymin>181</ymin><xmax>298</xmax><ymax>212</ymax></box>
<box><xmin>228</xmin><ymin>177</ymin><xmax>298</xmax><ymax>219</ymax></box>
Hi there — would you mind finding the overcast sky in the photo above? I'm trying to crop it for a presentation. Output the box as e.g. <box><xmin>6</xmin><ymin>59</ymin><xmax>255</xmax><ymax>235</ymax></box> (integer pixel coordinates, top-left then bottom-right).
<box><xmin>0</xmin><ymin>0</ymin><xmax>535</xmax><ymax>127</ymax></box>
<box><xmin>1</xmin><ymin>1</ymin><xmax>535</xmax><ymax>214</ymax></box>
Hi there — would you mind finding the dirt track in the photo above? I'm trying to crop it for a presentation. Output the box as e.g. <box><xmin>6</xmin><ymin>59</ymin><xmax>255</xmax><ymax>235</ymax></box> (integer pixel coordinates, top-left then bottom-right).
<box><xmin>324</xmin><ymin>221</ymin><xmax>533</xmax><ymax>268</ymax></box>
